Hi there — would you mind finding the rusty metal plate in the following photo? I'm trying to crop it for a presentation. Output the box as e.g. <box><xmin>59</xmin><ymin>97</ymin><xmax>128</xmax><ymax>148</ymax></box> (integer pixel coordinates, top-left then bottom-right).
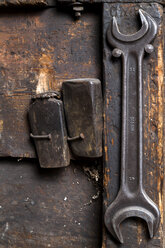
<box><xmin>28</xmin><ymin>92</ymin><xmax>70</xmax><ymax>168</ymax></box>
<box><xmin>62</xmin><ymin>78</ymin><xmax>103</xmax><ymax>158</ymax></box>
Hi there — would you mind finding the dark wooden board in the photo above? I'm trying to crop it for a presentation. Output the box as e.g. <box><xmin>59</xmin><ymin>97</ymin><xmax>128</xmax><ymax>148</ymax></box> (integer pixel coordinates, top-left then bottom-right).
<box><xmin>0</xmin><ymin>158</ymin><xmax>102</xmax><ymax>248</ymax></box>
<box><xmin>0</xmin><ymin>0</ymin><xmax>164</xmax><ymax>8</ymax></box>
<box><xmin>0</xmin><ymin>0</ymin><xmax>48</xmax><ymax>6</ymax></box>
<box><xmin>163</xmin><ymin>8</ymin><xmax>165</xmax><ymax>248</ymax></box>
<box><xmin>57</xmin><ymin>0</ymin><xmax>165</xmax><ymax>6</ymax></box>
<box><xmin>102</xmin><ymin>3</ymin><xmax>164</xmax><ymax>247</ymax></box>
<box><xmin>0</xmin><ymin>7</ymin><xmax>101</xmax><ymax>158</ymax></box>
<box><xmin>0</xmin><ymin>0</ymin><xmax>57</xmax><ymax>7</ymax></box>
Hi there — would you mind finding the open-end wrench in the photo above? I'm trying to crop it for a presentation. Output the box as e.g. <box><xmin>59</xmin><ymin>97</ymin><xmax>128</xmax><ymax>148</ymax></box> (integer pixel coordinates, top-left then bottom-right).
<box><xmin>104</xmin><ymin>9</ymin><xmax>160</xmax><ymax>243</ymax></box>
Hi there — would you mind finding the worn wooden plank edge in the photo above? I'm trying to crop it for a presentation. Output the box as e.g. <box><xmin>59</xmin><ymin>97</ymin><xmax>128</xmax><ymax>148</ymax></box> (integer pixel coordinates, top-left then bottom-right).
<box><xmin>0</xmin><ymin>0</ymin><xmax>55</xmax><ymax>7</ymax></box>
<box><xmin>0</xmin><ymin>0</ymin><xmax>164</xmax><ymax>7</ymax></box>
<box><xmin>163</xmin><ymin>9</ymin><xmax>165</xmax><ymax>248</ymax></box>
<box><xmin>57</xmin><ymin>0</ymin><xmax>165</xmax><ymax>6</ymax></box>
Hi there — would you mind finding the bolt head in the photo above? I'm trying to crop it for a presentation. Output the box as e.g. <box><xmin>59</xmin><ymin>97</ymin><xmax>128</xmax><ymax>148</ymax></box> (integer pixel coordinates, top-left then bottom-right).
<box><xmin>112</xmin><ymin>48</ymin><xmax>122</xmax><ymax>58</ymax></box>
<box><xmin>145</xmin><ymin>44</ymin><xmax>154</xmax><ymax>54</ymax></box>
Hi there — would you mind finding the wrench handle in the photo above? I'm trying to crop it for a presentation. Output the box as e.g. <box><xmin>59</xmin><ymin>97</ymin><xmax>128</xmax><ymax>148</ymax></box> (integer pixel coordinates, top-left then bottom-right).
<box><xmin>121</xmin><ymin>51</ymin><xmax>144</xmax><ymax>193</ymax></box>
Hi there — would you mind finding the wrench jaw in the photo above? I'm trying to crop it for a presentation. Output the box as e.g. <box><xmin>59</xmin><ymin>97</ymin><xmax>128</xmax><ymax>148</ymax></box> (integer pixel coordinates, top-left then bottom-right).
<box><xmin>107</xmin><ymin>9</ymin><xmax>158</xmax><ymax>52</ymax></box>
<box><xmin>106</xmin><ymin>206</ymin><xmax>155</xmax><ymax>244</ymax></box>
<box><xmin>112</xmin><ymin>9</ymin><xmax>149</xmax><ymax>42</ymax></box>
<box><xmin>141</xmin><ymin>190</ymin><xmax>161</xmax><ymax>236</ymax></box>
<box><xmin>104</xmin><ymin>190</ymin><xmax>160</xmax><ymax>243</ymax></box>
<box><xmin>140</xmin><ymin>9</ymin><xmax>158</xmax><ymax>42</ymax></box>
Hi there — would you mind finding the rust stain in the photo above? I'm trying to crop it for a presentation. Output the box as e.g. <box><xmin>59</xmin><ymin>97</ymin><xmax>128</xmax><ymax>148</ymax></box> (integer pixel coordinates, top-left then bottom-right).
<box><xmin>33</xmin><ymin>16</ymin><xmax>45</xmax><ymax>29</ymax></box>
<box><xmin>101</xmin><ymin>226</ymin><xmax>107</xmax><ymax>248</ymax></box>
<box><xmin>0</xmin><ymin>120</ymin><xmax>3</xmax><ymax>139</ymax></box>
<box><xmin>149</xmin><ymin>171</ymin><xmax>153</xmax><ymax>177</ymax></box>
<box><xmin>104</xmin><ymin>145</ymin><xmax>108</xmax><ymax>162</ymax></box>
<box><xmin>156</xmin><ymin>39</ymin><xmax>164</xmax><ymax>166</ymax></box>
<box><xmin>0</xmin><ymin>120</ymin><xmax>3</xmax><ymax>132</ymax></box>
<box><xmin>137</xmin><ymin>221</ymin><xmax>142</xmax><ymax>245</ymax></box>
<box><xmin>154</xmin><ymin>27</ymin><xmax>164</xmax><ymax>230</ymax></box>
<box><xmin>111</xmin><ymin>138</ymin><xmax>114</xmax><ymax>146</ymax></box>
<box><xmin>67</xmin><ymin>21</ymin><xmax>82</xmax><ymax>38</ymax></box>
<box><xmin>67</xmin><ymin>21</ymin><xmax>90</xmax><ymax>39</ymax></box>
<box><xmin>157</xmin><ymin>173</ymin><xmax>164</xmax><ymax>225</ymax></box>
<box><xmin>39</xmin><ymin>52</ymin><xmax>54</xmax><ymax>68</ymax></box>
<box><xmin>83</xmin><ymin>59</ymin><xmax>92</xmax><ymax>66</ymax></box>
<box><xmin>104</xmin><ymin>169</ymin><xmax>110</xmax><ymax>187</ymax></box>
<box><xmin>153</xmin><ymin>24</ymin><xmax>164</xmax><ymax>243</ymax></box>
<box><xmin>146</xmin><ymin>24</ymin><xmax>164</xmax><ymax>216</ymax></box>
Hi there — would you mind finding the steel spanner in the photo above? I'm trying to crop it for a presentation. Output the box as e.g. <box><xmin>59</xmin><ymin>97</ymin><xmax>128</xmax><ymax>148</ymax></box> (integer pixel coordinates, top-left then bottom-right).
<box><xmin>104</xmin><ymin>9</ymin><xmax>160</xmax><ymax>243</ymax></box>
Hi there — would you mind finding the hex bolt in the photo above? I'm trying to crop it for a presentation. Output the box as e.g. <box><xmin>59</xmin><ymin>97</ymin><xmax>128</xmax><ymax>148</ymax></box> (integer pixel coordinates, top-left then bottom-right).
<box><xmin>71</xmin><ymin>2</ymin><xmax>84</xmax><ymax>19</ymax></box>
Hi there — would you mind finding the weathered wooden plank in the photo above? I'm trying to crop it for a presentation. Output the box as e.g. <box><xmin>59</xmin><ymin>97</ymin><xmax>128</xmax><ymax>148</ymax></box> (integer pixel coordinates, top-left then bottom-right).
<box><xmin>163</xmin><ymin>10</ymin><xmax>165</xmax><ymax>248</ymax></box>
<box><xmin>57</xmin><ymin>0</ymin><xmax>165</xmax><ymax>6</ymax></box>
<box><xmin>0</xmin><ymin>7</ymin><xmax>101</xmax><ymax>158</ymax></box>
<box><xmin>0</xmin><ymin>0</ymin><xmax>56</xmax><ymax>7</ymax></box>
<box><xmin>0</xmin><ymin>158</ymin><xmax>102</xmax><ymax>247</ymax></box>
<box><xmin>102</xmin><ymin>3</ymin><xmax>164</xmax><ymax>247</ymax></box>
<box><xmin>0</xmin><ymin>0</ymin><xmax>164</xmax><ymax>7</ymax></box>
<box><xmin>0</xmin><ymin>0</ymin><xmax>48</xmax><ymax>6</ymax></box>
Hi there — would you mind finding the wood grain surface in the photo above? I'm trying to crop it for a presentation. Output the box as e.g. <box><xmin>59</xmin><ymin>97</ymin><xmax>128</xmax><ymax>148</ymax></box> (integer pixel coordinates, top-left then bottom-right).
<box><xmin>0</xmin><ymin>7</ymin><xmax>101</xmax><ymax>158</ymax></box>
<box><xmin>0</xmin><ymin>8</ymin><xmax>103</xmax><ymax>246</ymax></box>
<box><xmin>0</xmin><ymin>158</ymin><xmax>102</xmax><ymax>247</ymax></box>
<box><xmin>57</xmin><ymin>0</ymin><xmax>165</xmax><ymax>6</ymax></box>
<box><xmin>0</xmin><ymin>0</ymin><xmax>48</xmax><ymax>6</ymax></box>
